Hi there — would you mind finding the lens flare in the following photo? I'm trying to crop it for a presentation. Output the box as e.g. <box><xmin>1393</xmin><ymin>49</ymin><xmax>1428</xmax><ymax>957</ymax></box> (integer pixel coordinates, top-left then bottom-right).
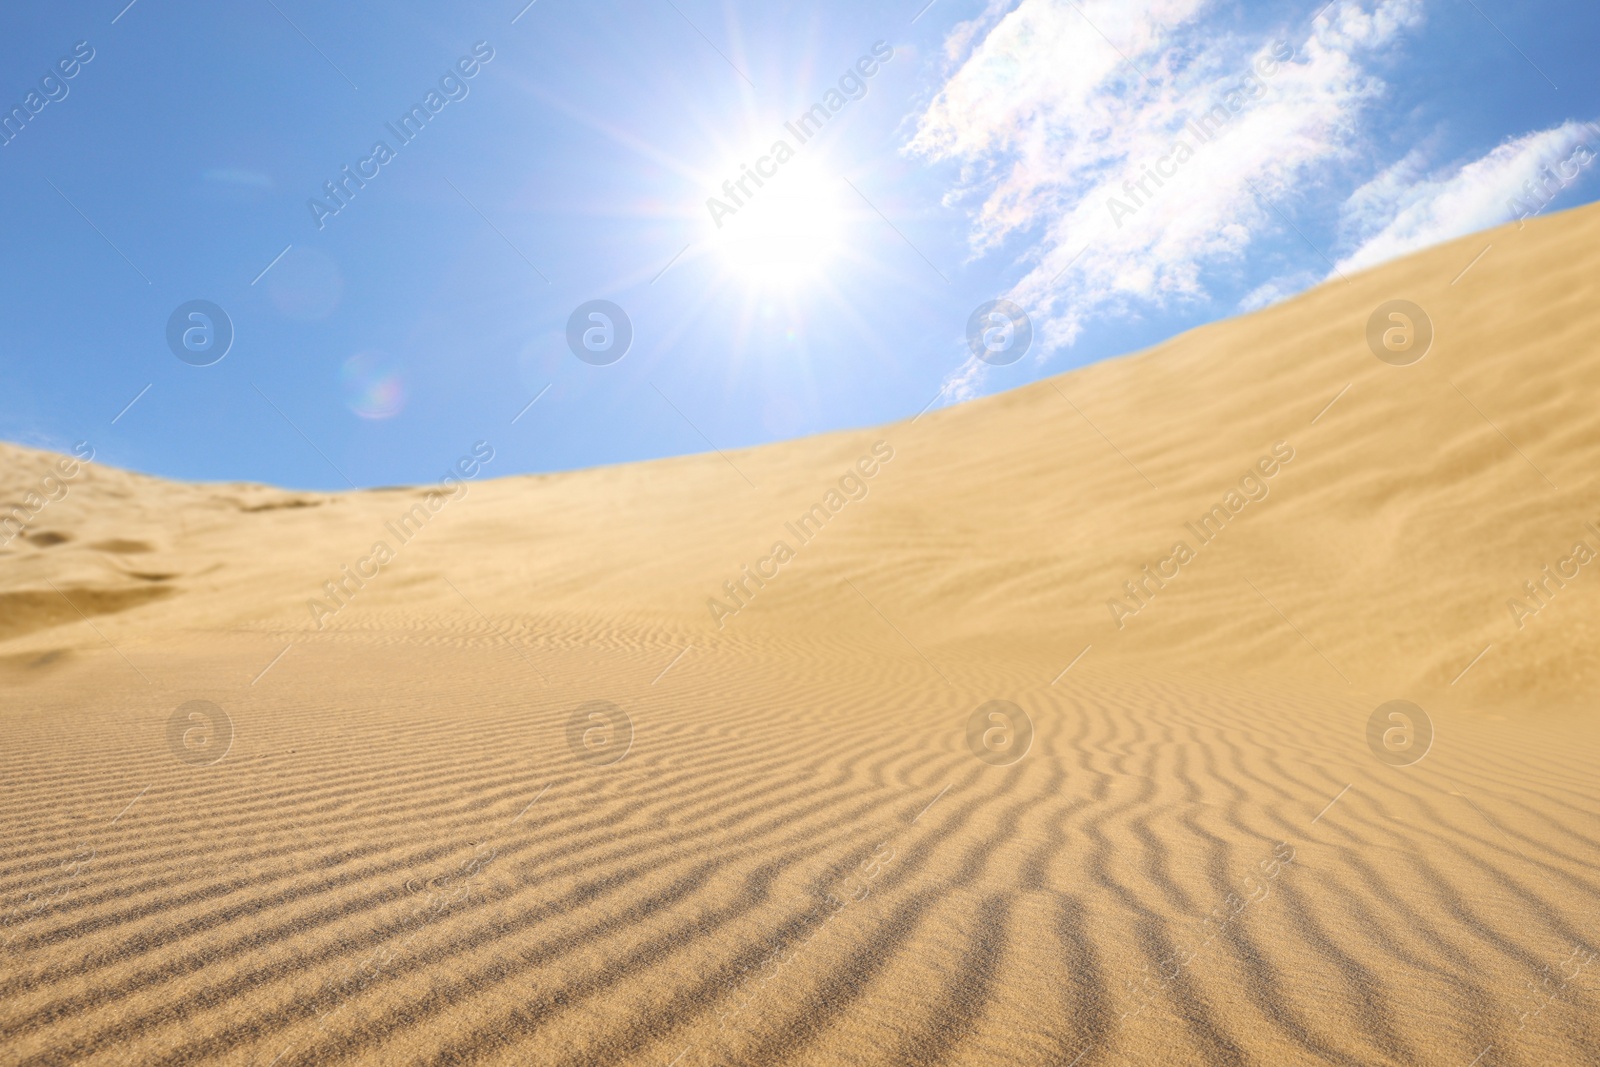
<box><xmin>341</xmin><ymin>352</ymin><xmax>405</xmax><ymax>420</ymax></box>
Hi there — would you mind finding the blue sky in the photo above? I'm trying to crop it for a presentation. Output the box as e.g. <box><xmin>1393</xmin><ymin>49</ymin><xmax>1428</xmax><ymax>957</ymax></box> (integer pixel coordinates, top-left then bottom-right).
<box><xmin>1</xmin><ymin>0</ymin><xmax>1596</xmax><ymax>489</ymax></box>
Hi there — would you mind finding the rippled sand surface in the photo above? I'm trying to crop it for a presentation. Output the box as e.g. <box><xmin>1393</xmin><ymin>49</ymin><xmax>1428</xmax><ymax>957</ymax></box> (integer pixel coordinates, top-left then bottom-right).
<box><xmin>2</xmin><ymin>204</ymin><xmax>1598</xmax><ymax>1065</ymax></box>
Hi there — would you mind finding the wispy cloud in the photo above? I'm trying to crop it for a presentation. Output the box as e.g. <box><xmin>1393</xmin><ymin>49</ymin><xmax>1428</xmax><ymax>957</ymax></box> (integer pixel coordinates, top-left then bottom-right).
<box><xmin>1334</xmin><ymin>119</ymin><xmax>1599</xmax><ymax>274</ymax></box>
<box><xmin>1238</xmin><ymin>268</ymin><xmax>1319</xmax><ymax>312</ymax></box>
<box><xmin>909</xmin><ymin>0</ymin><xmax>1422</xmax><ymax>396</ymax></box>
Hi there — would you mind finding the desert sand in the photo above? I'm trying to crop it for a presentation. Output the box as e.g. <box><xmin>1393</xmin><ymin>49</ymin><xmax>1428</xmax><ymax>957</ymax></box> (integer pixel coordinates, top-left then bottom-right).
<box><xmin>2</xmin><ymin>202</ymin><xmax>1598</xmax><ymax>1067</ymax></box>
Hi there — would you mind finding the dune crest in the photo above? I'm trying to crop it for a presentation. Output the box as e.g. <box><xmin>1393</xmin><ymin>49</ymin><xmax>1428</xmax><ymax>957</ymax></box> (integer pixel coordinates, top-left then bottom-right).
<box><xmin>2</xmin><ymin>204</ymin><xmax>1598</xmax><ymax>1066</ymax></box>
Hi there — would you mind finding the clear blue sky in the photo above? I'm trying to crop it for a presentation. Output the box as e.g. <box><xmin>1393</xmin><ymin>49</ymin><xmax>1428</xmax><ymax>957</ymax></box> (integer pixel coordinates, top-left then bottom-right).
<box><xmin>2</xmin><ymin>0</ymin><xmax>1596</xmax><ymax>489</ymax></box>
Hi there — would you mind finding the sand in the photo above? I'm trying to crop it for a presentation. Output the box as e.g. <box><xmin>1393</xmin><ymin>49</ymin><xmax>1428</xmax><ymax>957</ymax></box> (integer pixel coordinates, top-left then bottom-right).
<box><xmin>2</xmin><ymin>202</ymin><xmax>1598</xmax><ymax>1066</ymax></box>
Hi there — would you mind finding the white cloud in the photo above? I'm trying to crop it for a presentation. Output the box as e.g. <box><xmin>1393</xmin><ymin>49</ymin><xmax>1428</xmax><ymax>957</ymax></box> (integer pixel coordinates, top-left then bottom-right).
<box><xmin>936</xmin><ymin>0</ymin><xmax>1020</xmax><ymax>66</ymax></box>
<box><xmin>908</xmin><ymin>0</ymin><xmax>1422</xmax><ymax>398</ymax></box>
<box><xmin>1334</xmin><ymin>119</ymin><xmax>1599</xmax><ymax>274</ymax></box>
<box><xmin>1238</xmin><ymin>269</ymin><xmax>1319</xmax><ymax>312</ymax></box>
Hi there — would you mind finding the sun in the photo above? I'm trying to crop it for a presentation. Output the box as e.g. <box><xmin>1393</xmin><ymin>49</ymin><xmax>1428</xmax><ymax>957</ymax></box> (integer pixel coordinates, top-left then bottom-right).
<box><xmin>707</xmin><ymin>158</ymin><xmax>845</xmax><ymax>288</ymax></box>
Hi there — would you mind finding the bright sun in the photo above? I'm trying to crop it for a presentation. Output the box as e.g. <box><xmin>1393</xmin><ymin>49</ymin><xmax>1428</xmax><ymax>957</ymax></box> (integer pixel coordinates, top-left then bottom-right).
<box><xmin>707</xmin><ymin>158</ymin><xmax>845</xmax><ymax>287</ymax></box>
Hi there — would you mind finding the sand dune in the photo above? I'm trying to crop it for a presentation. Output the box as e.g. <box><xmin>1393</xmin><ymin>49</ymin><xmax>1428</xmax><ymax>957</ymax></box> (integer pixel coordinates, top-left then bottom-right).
<box><xmin>2</xmin><ymin>203</ymin><xmax>1599</xmax><ymax>1066</ymax></box>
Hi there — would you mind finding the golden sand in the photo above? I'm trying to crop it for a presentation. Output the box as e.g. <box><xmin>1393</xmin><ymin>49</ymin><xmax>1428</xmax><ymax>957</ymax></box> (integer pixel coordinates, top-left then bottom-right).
<box><xmin>2</xmin><ymin>203</ymin><xmax>1598</xmax><ymax>1066</ymax></box>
